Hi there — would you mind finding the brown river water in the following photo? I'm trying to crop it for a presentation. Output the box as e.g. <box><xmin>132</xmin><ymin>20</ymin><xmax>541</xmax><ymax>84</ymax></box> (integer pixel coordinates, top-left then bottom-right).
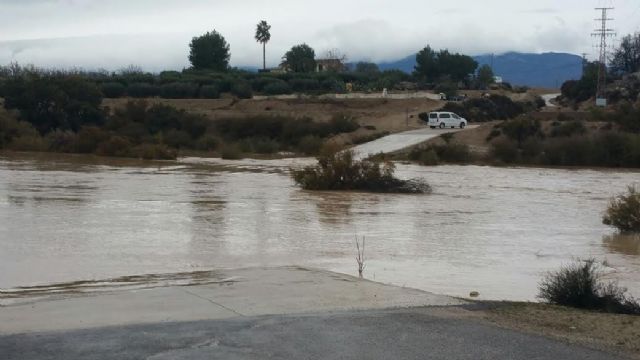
<box><xmin>1</xmin><ymin>152</ymin><xmax>639</xmax><ymax>301</ymax></box>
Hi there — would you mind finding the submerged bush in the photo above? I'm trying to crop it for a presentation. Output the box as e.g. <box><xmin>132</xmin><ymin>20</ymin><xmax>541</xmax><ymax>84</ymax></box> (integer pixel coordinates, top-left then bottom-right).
<box><xmin>538</xmin><ymin>259</ymin><xmax>640</xmax><ymax>315</ymax></box>
<box><xmin>291</xmin><ymin>150</ymin><xmax>431</xmax><ymax>194</ymax></box>
<box><xmin>603</xmin><ymin>186</ymin><xmax>640</xmax><ymax>233</ymax></box>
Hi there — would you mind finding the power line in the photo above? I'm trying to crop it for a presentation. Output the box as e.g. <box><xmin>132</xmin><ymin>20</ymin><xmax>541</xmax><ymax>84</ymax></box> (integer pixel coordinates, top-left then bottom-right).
<box><xmin>592</xmin><ymin>7</ymin><xmax>615</xmax><ymax>104</ymax></box>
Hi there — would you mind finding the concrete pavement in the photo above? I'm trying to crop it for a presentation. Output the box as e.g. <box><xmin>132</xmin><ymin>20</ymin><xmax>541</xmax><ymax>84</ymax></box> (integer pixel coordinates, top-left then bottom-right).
<box><xmin>0</xmin><ymin>267</ymin><xmax>626</xmax><ymax>359</ymax></box>
<box><xmin>351</xmin><ymin>126</ymin><xmax>478</xmax><ymax>160</ymax></box>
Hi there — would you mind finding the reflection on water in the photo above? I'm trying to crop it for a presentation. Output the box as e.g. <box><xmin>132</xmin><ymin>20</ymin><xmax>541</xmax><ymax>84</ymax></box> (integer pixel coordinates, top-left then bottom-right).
<box><xmin>603</xmin><ymin>234</ymin><xmax>640</xmax><ymax>256</ymax></box>
<box><xmin>0</xmin><ymin>152</ymin><xmax>639</xmax><ymax>301</ymax></box>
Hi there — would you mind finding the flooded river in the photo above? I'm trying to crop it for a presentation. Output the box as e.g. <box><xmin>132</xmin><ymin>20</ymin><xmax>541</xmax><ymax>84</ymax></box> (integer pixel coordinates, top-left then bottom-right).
<box><xmin>1</xmin><ymin>152</ymin><xmax>638</xmax><ymax>301</ymax></box>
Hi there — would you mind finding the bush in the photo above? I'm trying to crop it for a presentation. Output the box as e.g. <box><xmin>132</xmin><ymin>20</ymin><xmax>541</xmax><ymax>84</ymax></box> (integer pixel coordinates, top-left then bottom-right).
<box><xmin>297</xmin><ymin>135</ymin><xmax>324</xmax><ymax>155</ymax></box>
<box><xmin>262</xmin><ymin>81</ymin><xmax>292</xmax><ymax>96</ymax></box>
<box><xmin>328</xmin><ymin>114</ymin><xmax>359</xmax><ymax>133</ymax></box>
<box><xmin>418</xmin><ymin>149</ymin><xmax>440</xmax><ymax>166</ymax></box>
<box><xmin>101</xmin><ymin>82</ymin><xmax>126</xmax><ymax>98</ymax></box>
<box><xmin>221</xmin><ymin>144</ymin><xmax>243</xmax><ymax>159</ymax></box>
<box><xmin>96</xmin><ymin>136</ymin><xmax>133</xmax><ymax>157</ymax></box>
<box><xmin>501</xmin><ymin>117</ymin><xmax>543</xmax><ymax>145</ymax></box>
<box><xmin>603</xmin><ymin>186</ymin><xmax>640</xmax><ymax>232</ymax></box>
<box><xmin>230</xmin><ymin>82</ymin><xmax>253</xmax><ymax>99</ymax></box>
<box><xmin>45</xmin><ymin>130</ymin><xmax>78</xmax><ymax>152</ymax></box>
<box><xmin>550</xmin><ymin>121</ymin><xmax>587</xmax><ymax>138</ymax></box>
<box><xmin>199</xmin><ymin>85</ymin><xmax>220</xmax><ymax>99</ymax></box>
<box><xmin>160</xmin><ymin>82</ymin><xmax>199</xmax><ymax>99</ymax></box>
<box><xmin>291</xmin><ymin>150</ymin><xmax>432</xmax><ymax>194</ymax></box>
<box><xmin>127</xmin><ymin>83</ymin><xmax>160</xmax><ymax>98</ymax></box>
<box><xmin>131</xmin><ymin>144</ymin><xmax>176</xmax><ymax>160</ymax></box>
<box><xmin>290</xmin><ymin>78</ymin><xmax>321</xmax><ymax>93</ymax></box>
<box><xmin>195</xmin><ymin>135</ymin><xmax>219</xmax><ymax>151</ymax></box>
<box><xmin>438</xmin><ymin>95</ymin><xmax>525</xmax><ymax>122</ymax></box>
<box><xmin>490</xmin><ymin>138</ymin><xmax>520</xmax><ymax>163</ymax></box>
<box><xmin>539</xmin><ymin>259</ymin><xmax>640</xmax><ymax>315</ymax></box>
<box><xmin>240</xmin><ymin>137</ymin><xmax>280</xmax><ymax>154</ymax></box>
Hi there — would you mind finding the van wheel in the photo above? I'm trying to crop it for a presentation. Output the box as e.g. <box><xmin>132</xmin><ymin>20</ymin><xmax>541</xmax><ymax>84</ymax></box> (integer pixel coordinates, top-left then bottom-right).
<box><xmin>439</xmin><ymin>123</ymin><xmax>446</xmax><ymax>129</ymax></box>
<box><xmin>460</xmin><ymin>123</ymin><xmax>466</xmax><ymax>129</ymax></box>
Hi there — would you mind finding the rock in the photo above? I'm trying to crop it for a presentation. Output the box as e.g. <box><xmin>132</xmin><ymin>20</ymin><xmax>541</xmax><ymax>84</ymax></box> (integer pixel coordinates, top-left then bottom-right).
<box><xmin>469</xmin><ymin>291</ymin><xmax>480</xmax><ymax>298</ymax></box>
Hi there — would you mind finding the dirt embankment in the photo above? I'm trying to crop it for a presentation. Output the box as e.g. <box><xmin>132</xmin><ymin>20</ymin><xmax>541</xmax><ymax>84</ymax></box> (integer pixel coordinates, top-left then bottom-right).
<box><xmin>103</xmin><ymin>97</ymin><xmax>443</xmax><ymax>133</ymax></box>
<box><xmin>483</xmin><ymin>302</ymin><xmax>640</xmax><ymax>359</ymax></box>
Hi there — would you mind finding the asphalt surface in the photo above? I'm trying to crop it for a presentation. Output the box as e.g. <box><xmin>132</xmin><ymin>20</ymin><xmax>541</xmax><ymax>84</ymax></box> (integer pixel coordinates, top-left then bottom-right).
<box><xmin>0</xmin><ymin>307</ymin><xmax>624</xmax><ymax>360</ymax></box>
<box><xmin>351</xmin><ymin>126</ymin><xmax>477</xmax><ymax>160</ymax></box>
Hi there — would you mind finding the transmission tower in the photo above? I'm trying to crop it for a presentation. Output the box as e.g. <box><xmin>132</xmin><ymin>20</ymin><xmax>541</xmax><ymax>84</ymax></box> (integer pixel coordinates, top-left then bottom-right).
<box><xmin>592</xmin><ymin>7</ymin><xmax>615</xmax><ymax>105</ymax></box>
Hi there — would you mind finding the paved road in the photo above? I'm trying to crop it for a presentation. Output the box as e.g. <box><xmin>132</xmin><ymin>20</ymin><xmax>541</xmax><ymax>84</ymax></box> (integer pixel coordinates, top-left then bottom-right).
<box><xmin>0</xmin><ymin>308</ymin><xmax>623</xmax><ymax>360</ymax></box>
<box><xmin>542</xmin><ymin>93</ymin><xmax>561</xmax><ymax>107</ymax></box>
<box><xmin>351</xmin><ymin>126</ymin><xmax>477</xmax><ymax>160</ymax></box>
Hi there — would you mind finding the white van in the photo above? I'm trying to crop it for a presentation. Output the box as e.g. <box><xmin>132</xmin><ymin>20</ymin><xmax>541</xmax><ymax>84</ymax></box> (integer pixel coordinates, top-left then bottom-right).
<box><xmin>427</xmin><ymin>112</ymin><xmax>468</xmax><ymax>129</ymax></box>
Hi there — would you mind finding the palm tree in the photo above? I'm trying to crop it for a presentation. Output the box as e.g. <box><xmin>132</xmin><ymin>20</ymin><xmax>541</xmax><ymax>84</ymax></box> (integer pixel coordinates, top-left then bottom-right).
<box><xmin>255</xmin><ymin>20</ymin><xmax>272</xmax><ymax>71</ymax></box>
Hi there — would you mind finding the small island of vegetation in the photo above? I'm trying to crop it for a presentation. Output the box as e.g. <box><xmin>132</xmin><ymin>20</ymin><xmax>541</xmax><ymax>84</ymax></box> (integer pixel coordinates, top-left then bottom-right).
<box><xmin>291</xmin><ymin>149</ymin><xmax>431</xmax><ymax>194</ymax></box>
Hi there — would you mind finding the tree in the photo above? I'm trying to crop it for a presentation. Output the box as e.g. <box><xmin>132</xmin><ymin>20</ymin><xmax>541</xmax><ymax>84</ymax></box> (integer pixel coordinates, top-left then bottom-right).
<box><xmin>414</xmin><ymin>46</ymin><xmax>439</xmax><ymax>82</ymax></box>
<box><xmin>561</xmin><ymin>62</ymin><xmax>598</xmax><ymax>102</ymax></box>
<box><xmin>354</xmin><ymin>62</ymin><xmax>380</xmax><ymax>74</ymax></box>
<box><xmin>188</xmin><ymin>30</ymin><xmax>230</xmax><ymax>71</ymax></box>
<box><xmin>477</xmin><ymin>64</ymin><xmax>495</xmax><ymax>88</ymax></box>
<box><xmin>255</xmin><ymin>20</ymin><xmax>272</xmax><ymax>71</ymax></box>
<box><xmin>414</xmin><ymin>46</ymin><xmax>477</xmax><ymax>83</ymax></box>
<box><xmin>282</xmin><ymin>44</ymin><xmax>316</xmax><ymax>73</ymax></box>
<box><xmin>611</xmin><ymin>33</ymin><xmax>640</xmax><ymax>75</ymax></box>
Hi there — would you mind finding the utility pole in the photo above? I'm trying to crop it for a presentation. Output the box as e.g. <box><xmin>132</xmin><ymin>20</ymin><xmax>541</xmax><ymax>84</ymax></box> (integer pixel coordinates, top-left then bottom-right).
<box><xmin>592</xmin><ymin>7</ymin><xmax>615</xmax><ymax>107</ymax></box>
<box><xmin>581</xmin><ymin>52</ymin><xmax>589</xmax><ymax>71</ymax></box>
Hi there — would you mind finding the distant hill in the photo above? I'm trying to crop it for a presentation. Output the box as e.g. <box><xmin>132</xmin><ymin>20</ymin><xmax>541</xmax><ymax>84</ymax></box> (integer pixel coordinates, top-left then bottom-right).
<box><xmin>378</xmin><ymin>52</ymin><xmax>583</xmax><ymax>88</ymax></box>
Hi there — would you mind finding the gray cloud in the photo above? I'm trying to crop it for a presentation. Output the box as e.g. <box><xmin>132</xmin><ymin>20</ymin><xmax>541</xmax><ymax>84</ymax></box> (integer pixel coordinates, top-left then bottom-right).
<box><xmin>0</xmin><ymin>0</ymin><xmax>636</xmax><ymax>70</ymax></box>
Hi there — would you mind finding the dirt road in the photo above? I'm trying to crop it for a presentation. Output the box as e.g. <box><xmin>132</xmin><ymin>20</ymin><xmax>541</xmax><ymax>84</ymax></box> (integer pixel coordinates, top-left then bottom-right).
<box><xmin>351</xmin><ymin>126</ymin><xmax>478</xmax><ymax>159</ymax></box>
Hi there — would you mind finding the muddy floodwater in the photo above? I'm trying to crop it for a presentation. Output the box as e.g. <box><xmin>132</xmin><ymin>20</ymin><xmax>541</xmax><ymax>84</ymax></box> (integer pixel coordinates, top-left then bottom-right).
<box><xmin>1</xmin><ymin>152</ymin><xmax>639</xmax><ymax>301</ymax></box>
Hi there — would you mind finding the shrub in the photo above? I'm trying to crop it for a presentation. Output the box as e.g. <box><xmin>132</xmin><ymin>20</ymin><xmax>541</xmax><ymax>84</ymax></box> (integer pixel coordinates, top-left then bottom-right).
<box><xmin>328</xmin><ymin>114</ymin><xmax>359</xmax><ymax>133</ymax></box>
<box><xmin>230</xmin><ymin>82</ymin><xmax>253</xmax><ymax>99</ymax></box>
<box><xmin>490</xmin><ymin>138</ymin><xmax>520</xmax><ymax>163</ymax></box>
<box><xmin>221</xmin><ymin>144</ymin><xmax>243</xmax><ymax>159</ymax></box>
<box><xmin>163</xmin><ymin>129</ymin><xmax>192</xmax><ymax>148</ymax></box>
<box><xmin>240</xmin><ymin>137</ymin><xmax>280</xmax><ymax>154</ymax></box>
<box><xmin>199</xmin><ymin>85</ymin><xmax>220</xmax><ymax>99</ymax></box>
<box><xmin>603</xmin><ymin>186</ymin><xmax>640</xmax><ymax>232</ymax></box>
<box><xmin>501</xmin><ymin>117</ymin><xmax>543</xmax><ymax>145</ymax></box>
<box><xmin>127</xmin><ymin>83</ymin><xmax>160</xmax><ymax>98</ymax></box>
<box><xmin>549</xmin><ymin>121</ymin><xmax>587</xmax><ymax>138</ymax></box>
<box><xmin>438</xmin><ymin>95</ymin><xmax>525</xmax><ymax>122</ymax></box>
<box><xmin>290</xmin><ymin>78</ymin><xmax>320</xmax><ymax>92</ymax></box>
<box><xmin>262</xmin><ymin>81</ymin><xmax>292</xmax><ymax>96</ymax></box>
<box><xmin>160</xmin><ymin>82</ymin><xmax>199</xmax><ymax>99</ymax></box>
<box><xmin>291</xmin><ymin>150</ymin><xmax>431</xmax><ymax>194</ymax></box>
<box><xmin>76</xmin><ymin>126</ymin><xmax>110</xmax><ymax>153</ymax></box>
<box><xmin>538</xmin><ymin>259</ymin><xmax>640</xmax><ymax>315</ymax></box>
<box><xmin>432</xmin><ymin>143</ymin><xmax>471</xmax><ymax>163</ymax></box>
<box><xmin>45</xmin><ymin>130</ymin><xmax>78</xmax><ymax>152</ymax></box>
<box><xmin>8</xmin><ymin>135</ymin><xmax>48</xmax><ymax>151</ymax></box>
<box><xmin>418</xmin><ymin>149</ymin><xmax>440</xmax><ymax>166</ymax></box>
<box><xmin>101</xmin><ymin>82</ymin><xmax>126</xmax><ymax>98</ymax></box>
<box><xmin>195</xmin><ymin>135</ymin><xmax>219</xmax><ymax>151</ymax></box>
<box><xmin>96</xmin><ymin>136</ymin><xmax>133</xmax><ymax>157</ymax></box>
<box><xmin>131</xmin><ymin>144</ymin><xmax>176</xmax><ymax>160</ymax></box>
<box><xmin>297</xmin><ymin>135</ymin><xmax>324</xmax><ymax>155</ymax></box>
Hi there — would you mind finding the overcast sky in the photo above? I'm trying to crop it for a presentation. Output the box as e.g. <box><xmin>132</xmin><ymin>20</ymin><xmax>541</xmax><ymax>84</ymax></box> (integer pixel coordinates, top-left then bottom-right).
<box><xmin>0</xmin><ymin>0</ymin><xmax>637</xmax><ymax>71</ymax></box>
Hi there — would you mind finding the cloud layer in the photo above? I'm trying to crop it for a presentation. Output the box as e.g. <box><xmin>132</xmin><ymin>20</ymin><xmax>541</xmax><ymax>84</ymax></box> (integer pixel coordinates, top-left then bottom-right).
<box><xmin>0</xmin><ymin>0</ymin><xmax>637</xmax><ymax>71</ymax></box>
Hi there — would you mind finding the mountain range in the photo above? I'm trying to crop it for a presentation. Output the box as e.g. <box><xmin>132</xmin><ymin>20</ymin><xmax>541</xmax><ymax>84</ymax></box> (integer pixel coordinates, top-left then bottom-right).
<box><xmin>378</xmin><ymin>52</ymin><xmax>583</xmax><ymax>88</ymax></box>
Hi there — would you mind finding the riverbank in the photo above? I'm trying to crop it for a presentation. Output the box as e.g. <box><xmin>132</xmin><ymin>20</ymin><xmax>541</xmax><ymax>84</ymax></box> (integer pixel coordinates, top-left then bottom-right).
<box><xmin>0</xmin><ymin>267</ymin><xmax>636</xmax><ymax>359</ymax></box>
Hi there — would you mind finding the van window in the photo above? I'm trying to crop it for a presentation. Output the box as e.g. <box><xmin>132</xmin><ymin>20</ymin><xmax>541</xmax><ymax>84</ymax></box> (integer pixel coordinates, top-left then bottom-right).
<box><xmin>429</xmin><ymin>113</ymin><xmax>438</xmax><ymax>119</ymax></box>
<box><xmin>452</xmin><ymin>114</ymin><xmax>460</xmax><ymax>119</ymax></box>
<box><xmin>440</xmin><ymin>113</ymin><xmax>451</xmax><ymax>119</ymax></box>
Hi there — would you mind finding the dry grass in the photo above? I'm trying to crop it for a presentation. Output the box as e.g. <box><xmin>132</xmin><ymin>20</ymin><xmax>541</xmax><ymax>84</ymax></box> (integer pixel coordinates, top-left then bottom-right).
<box><xmin>484</xmin><ymin>302</ymin><xmax>640</xmax><ymax>359</ymax></box>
